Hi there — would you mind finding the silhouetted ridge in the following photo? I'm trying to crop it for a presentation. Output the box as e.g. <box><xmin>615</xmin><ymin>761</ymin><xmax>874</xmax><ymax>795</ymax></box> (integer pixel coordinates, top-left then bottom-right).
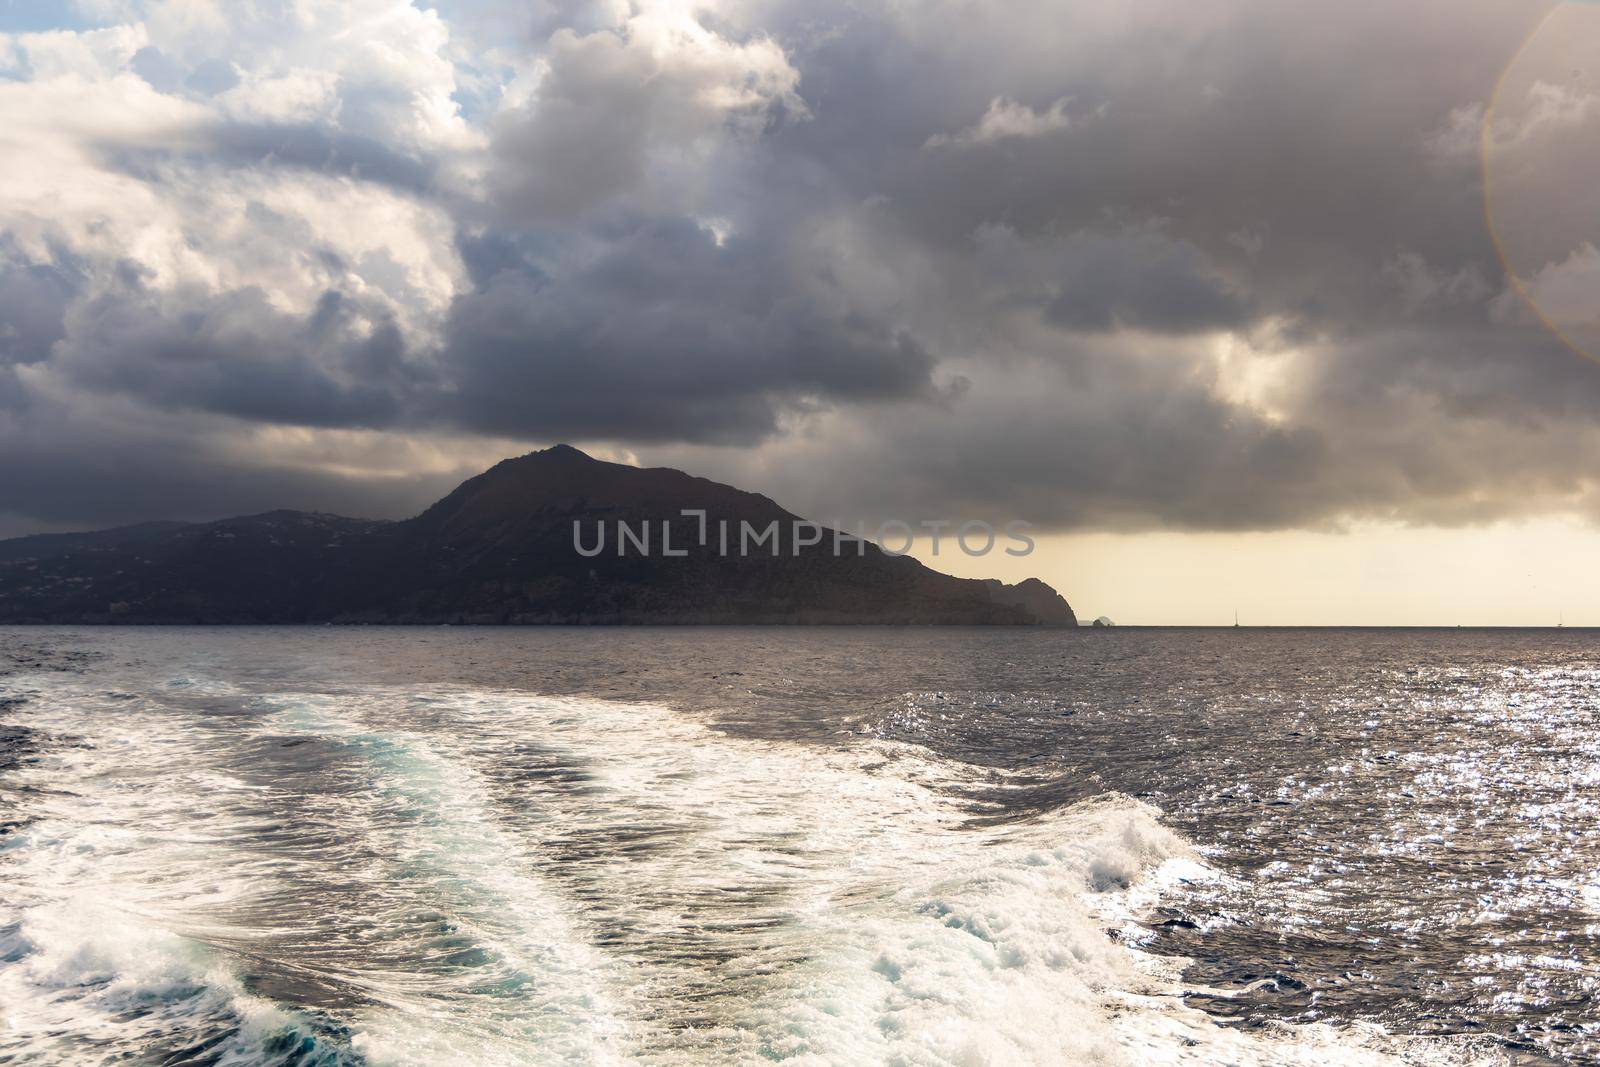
<box><xmin>0</xmin><ymin>447</ymin><xmax>1076</xmax><ymax>626</ymax></box>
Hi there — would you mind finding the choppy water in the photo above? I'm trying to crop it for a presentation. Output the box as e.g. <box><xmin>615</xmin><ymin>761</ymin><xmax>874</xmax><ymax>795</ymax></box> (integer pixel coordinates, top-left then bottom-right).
<box><xmin>0</xmin><ymin>627</ymin><xmax>1595</xmax><ymax>1065</ymax></box>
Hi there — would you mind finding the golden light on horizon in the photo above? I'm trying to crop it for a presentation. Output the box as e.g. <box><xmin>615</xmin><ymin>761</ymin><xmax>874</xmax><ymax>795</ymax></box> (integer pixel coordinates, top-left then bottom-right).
<box><xmin>909</xmin><ymin>518</ymin><xmax>1600</xmax><ymax>627</ymax></box>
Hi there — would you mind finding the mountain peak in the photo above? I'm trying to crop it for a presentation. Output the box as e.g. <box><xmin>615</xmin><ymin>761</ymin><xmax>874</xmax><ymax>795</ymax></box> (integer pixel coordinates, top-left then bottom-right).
<box><xmin>539</xmin><ymin>443</ymin><xmax>591</xmax><ymax>460</ymax></box>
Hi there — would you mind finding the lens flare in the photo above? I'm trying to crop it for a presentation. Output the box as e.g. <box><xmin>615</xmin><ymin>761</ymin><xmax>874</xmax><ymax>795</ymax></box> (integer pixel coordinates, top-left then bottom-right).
<box><xmin>1483</xmin><ymin>3</ymin><xmax>1600</xmax><ymax>364</ymax></box>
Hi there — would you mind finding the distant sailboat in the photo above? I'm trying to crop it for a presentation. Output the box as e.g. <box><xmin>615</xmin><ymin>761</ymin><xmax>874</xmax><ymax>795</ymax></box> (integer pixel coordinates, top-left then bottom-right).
<box><xmin>1234</xmin><ymin>609</ymin><xmax>1240</xmax><ymax>628</ymax></box>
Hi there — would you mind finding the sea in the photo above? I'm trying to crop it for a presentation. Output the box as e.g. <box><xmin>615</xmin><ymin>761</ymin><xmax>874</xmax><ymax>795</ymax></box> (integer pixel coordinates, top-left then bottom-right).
<box><xmin>0</xmin><ymin>626</ymin><xmax>1596</xmax><ymax>1066</ymax></box>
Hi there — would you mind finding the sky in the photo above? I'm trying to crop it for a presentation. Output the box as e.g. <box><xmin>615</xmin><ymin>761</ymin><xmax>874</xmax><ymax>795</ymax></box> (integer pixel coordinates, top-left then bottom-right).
<box><xmin>1</xmin><ymin>0</ymin><xmax>1599</xmax><ymax>624</ymax></box>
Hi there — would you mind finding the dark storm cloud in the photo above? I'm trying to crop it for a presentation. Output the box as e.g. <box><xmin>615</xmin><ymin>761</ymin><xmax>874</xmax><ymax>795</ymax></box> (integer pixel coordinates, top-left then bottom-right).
<box><xmin>630</xmin><ymin>0</ymin><xmax>1597</xmax><ymax>530</ymax></box>
<box><xmin>735</xmin><ymin>0</ymin><xmax>1523</xmax><ymax>337</ymax></box>
<box><xmin>53</xmin><ymin>284</ymin><xmax>423</xmax><ymax>430</ymax></box>
<box><xmin>1033</xmin><ymin>231</ymin><xmax>1250</xmax><ymax>335</ymax></box>
<box><xmin>0</xmin><ymin>410</ymin><xmax>470</xmax><ymax>536</ymax></box>
<box><xmin>441</xmin><ymin>216</ymin><xmax>935</xmax><ymax>443</ymax></box>
<box><xmin>3</xmin><ymin>0</ymin><xmax>1599</xmax><ymax>535</ymax></box>
<box><xmin>673</xmin><ymin>321</ymin><xmax>1600</xmax><ymax>536</ymax></box>
<box><xmin>810</xmin><ymin>364</ymin><xmax>1331</xmax><ymax>532</ymax></box>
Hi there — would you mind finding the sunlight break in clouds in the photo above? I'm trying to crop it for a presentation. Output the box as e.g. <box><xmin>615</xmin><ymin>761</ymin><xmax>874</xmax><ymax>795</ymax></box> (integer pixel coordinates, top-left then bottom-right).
<box><xmin>4</xmin><ymin>0</ymin><xmax>1600</xmax><ymax>621</ymax></box>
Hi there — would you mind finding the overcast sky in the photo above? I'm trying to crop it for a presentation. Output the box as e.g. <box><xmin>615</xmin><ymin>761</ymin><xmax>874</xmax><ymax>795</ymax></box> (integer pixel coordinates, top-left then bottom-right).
<box><xmin>2</xmin><ymin>1</ymin><xmax>1598</xmax><ymax>621</ymax></box>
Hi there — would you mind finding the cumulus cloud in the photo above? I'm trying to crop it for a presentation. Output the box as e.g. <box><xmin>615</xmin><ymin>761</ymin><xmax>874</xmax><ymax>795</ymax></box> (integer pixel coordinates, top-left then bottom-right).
<box><xmin>1</xmin><ymin>0</ymin><xmax>1599</xmax><ymax>537</ymax></box>
<box><xmin>924</xmin><ymin>96</ymin><xmax>1077</xmax><ymax>148</ymax></box>
<box><xmin>487</xmin><ymin>1</ymin><xmax>805</xmax><ymax>221</ymax></box>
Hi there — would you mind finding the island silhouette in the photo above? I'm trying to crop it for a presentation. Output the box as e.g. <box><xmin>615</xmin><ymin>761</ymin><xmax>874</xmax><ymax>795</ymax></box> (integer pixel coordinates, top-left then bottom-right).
<box><xmin>0</xmin><ymin>446</ymin><xmax>1075</xmax><ymax>626</ymax></box>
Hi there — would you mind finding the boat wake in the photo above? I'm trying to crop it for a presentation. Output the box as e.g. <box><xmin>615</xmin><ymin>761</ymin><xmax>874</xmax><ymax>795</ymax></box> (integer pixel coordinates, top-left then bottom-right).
<box><xmin>0</xmin><ymin>664</ymin><xmax>1502</xmax><ymax>1065</ymax></box>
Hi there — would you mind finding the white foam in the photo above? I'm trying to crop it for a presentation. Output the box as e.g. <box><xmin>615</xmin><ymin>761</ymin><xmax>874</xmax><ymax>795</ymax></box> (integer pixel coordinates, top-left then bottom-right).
<box><xmin>266</xmin><ymin>696</ymin><xmax>635</xmax><ymax>1066</ymax></box>
<box><xmin>0</xmin><ymin>678</ymin><xmax>346</xmax><ymax>1064</ymax></box>
<box><xmin>0</xmin><ymin>669</ymin><xmax>1506</xmax><ymax>1066</ymax></box>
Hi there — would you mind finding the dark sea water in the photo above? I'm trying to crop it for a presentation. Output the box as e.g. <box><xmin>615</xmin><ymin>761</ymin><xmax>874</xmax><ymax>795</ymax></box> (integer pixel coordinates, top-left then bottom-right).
<box><xmin>1</xmin><ymin>626</ymin><xmax>1596</xmax><ymax>1065</ymax></box>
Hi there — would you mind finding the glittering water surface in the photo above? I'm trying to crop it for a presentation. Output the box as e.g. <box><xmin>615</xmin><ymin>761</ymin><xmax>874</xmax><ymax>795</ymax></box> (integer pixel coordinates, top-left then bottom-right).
<box><xmin>0</xmin><ymin>627</ymin><xmax>1596</xmax><ymax>1065</ymax></box>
